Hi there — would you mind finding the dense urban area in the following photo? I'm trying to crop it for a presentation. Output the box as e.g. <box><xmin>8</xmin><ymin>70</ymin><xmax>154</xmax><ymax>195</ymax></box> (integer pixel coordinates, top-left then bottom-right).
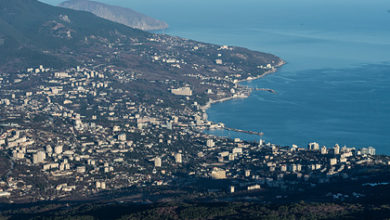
<box><xmin>1</xmin><ymin>0</ymin><xmax>390</xmax><ymax>219</ymax></box>
<box><xmin>0</xmin><ymin>60</ymin><xmax>388</xmax><ymax>204</ymax></box>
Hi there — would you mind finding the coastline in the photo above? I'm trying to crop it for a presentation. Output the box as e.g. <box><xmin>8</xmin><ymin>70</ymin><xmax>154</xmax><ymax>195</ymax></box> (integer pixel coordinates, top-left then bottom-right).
<box><xmin>236</xmin><ymin>60</ymin><xmax>286</xmax><ymax>84</ymax></box>
<box><xmin>200</xmin><ymin>59</ymin><xmax>286</xmax><ymax>128</ymax></box>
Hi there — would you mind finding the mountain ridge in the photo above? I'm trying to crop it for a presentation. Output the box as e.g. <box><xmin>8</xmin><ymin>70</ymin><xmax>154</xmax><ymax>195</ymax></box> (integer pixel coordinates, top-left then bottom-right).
<box><xmin>59</xmin><ymin>0</ymin><xmax>168</xmax><ymax>31</ymax></box>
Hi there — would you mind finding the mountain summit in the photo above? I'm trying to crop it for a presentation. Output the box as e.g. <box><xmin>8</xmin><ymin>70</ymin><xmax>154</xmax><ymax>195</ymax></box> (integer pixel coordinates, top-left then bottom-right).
<box><xmin>59</xmin><ymin>0</ymin><xmax>168</xmax><ymax>31</ymax></box>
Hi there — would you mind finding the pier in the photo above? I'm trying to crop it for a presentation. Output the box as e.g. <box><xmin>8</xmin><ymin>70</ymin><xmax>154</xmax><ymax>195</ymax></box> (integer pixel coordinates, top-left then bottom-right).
<box><xmin>255</xmin><ymin>88</ymin><xmax>277</xmax><ymax>94</ymax></box>
<box><xmin>224</xmin><ymin>127</ymin><xmax>264</xmax><ymax>136</ymax></box>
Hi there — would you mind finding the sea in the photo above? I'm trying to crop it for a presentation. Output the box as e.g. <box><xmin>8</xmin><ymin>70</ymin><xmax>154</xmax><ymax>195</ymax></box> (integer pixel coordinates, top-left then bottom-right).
<box><xmin>43</xmin><ymin>0</ymin><xmax>390</xmax><ymax>154</ymax></box>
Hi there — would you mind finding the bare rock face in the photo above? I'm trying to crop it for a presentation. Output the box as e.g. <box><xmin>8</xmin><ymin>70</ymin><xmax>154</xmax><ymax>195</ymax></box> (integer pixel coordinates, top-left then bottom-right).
<box><xmin>60</xmin><ymin>0</ymin><xmax>168</xmax><ymax>31</ymax></box>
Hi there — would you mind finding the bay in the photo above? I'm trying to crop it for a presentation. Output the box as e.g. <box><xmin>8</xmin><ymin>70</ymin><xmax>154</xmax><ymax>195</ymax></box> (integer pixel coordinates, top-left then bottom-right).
<box><xmin>43</xmin><ymin>0</ymin><xmax>390</xmax><ymax>153</ymax></box>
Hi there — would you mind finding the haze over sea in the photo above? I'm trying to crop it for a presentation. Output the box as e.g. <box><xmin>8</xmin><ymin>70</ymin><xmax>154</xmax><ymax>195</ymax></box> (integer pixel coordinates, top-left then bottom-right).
<box><xmin>43</xmin><ymin>0</ymin><xmax>390</xmax><ymax>154</ymax></box>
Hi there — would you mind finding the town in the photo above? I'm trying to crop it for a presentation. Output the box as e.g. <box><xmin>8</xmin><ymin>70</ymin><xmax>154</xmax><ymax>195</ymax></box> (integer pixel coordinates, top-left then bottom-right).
<box><xmin>1</xmin><ymin>1</ymin><xmax>389</xmax><ymax>218</ymax></box>
<box><xmin>0</xmin><ymin>61</ymin><xmax>387</xmax><ymax>204</ymax></box>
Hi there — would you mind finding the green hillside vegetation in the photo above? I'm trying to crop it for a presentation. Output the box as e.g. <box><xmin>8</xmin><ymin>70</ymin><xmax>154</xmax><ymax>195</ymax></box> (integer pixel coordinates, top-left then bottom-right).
<box><xmin>1</xmin><ymin>201</ymin><xmax>390</xmax><ymax>220</ymax></box>
<box><xmin>0</xmin><ymin>0</ymin><xmax>149</xmax><ymax>70</ymax></box>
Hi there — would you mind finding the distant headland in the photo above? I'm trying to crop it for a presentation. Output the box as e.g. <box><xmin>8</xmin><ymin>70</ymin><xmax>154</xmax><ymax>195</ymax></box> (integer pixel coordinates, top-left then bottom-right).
<box><xmin>59</xmin><ymin>0</ymin><xmax>169</xmax><ymax>31</ymax></box>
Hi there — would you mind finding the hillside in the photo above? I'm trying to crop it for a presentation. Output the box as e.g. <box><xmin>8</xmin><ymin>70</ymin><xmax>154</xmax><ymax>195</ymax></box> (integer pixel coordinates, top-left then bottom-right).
<box><xmin>0</xmin><ymin>0</ymin><xmax>281</xmax><ymax>84</ymax></box>
<box><xmin>59</xmin><ymin>0</ymin><xmax>168</xmax><ymax>31</ymax></box>
<box><xmin>0</xmin><ymin>0</ymin><xmax>149</xmax><ymax>71</ymax></box>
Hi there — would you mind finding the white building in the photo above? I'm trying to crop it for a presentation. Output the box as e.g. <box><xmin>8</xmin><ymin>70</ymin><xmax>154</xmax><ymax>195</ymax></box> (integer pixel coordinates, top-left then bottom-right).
<box><xmin>175</xmin><ymin>153</ymin><xmax>182</xmax><ymax>164</ymax></box>
<box><xmin>154</xmin><ymin>157</ymin><xmax>162</xmax><ymax>167</ymax></box>
<box><xmin>334</xmin><ymin>144</ymin><xmax>340</xmax><ymax>154</ymax></box>
<box><xmin>0</xmin><ymin>192</ymin><xmax>11</xmax><ymax>198</ymax></box>
<box><xmin>101</xmin><ymin>182</ymin><xmax>106</xmax><ymax>189</ymax></box>
<box><xmin>207</xmin><ymin>139</ymin><xmax>215</xmax><ymax>148</ymax></box>
<box><xmin>118</xmin><ymin>133</ymin><xmax>126</xmax><ymax>142</ymax></box>
<box><xmin>171</xmin><ymin>87</ymin><xmax>192</xmax><ymax>96</ymax></box>
<box><xmin>280</xmin><ymin>164</ymin><xmax>287</xmax><ymax>172</ymax></box>
<box><xmin>245</xmin><ymin>170</ymin><xmax>251</xmax><ymax>177</ymax></box>
<box><xmin>33</xmin><ymin>151</ymin><xmax>46</xmax><ymax>164</ymax></box>
<box><xmin>247</xmin><ymin>184</ymin><xmax>261</xmax><ymax>191</ymax></box>
<box><xmin>210</xmin><ymin>168</ymin><xmax>226</xmax><ymax>179</ymax></box>
<box><xmin>77</xmin><ymin>166</ymin><xmax>86</xmax><ymax>173</ymax></box>
<box><xmin>46</xmin><ymin>145</ymin><xmax>53</xmax><ymax>154</ymax></box>
<box><xmin>232</xmin><ymin>147</ymin><xmax>243</xmax><ymax>154</ymax></box>
<box><xmin>75</xmin><ymin>119</ymin><xmax>83</xmax><ymax>130</ymax></box>
<box><xmin>54</xmin><ymin>145</ymin><xmax>63</xmax><ymax>154</ymax></box>
<box><xmin>330</xmin><ymin>158</ymin><xmax>338</xmax><ymax>166</ymax></box>
<box><xmin>321</xmin><ymin>146</ymin><xmax>327</xmax><ymax>154</ymax></box>
<box><xmin>113</xmin><ymin>125</ymin><xmax>121</xmax><ymax>132</ymax></box>
<box><xmin>362</xmin><ymin>146</ymin><xmax>376</xmax><ymax>155</ymax></box>
<box><xmin>54</xmin><ymin>72</ymin><xmax>70</xmax><ymax>78</ymax></box>
<box><xmin>308</xmin><ymin>142</ymin><xmax>320</xmax><ymax>151</ymax></box>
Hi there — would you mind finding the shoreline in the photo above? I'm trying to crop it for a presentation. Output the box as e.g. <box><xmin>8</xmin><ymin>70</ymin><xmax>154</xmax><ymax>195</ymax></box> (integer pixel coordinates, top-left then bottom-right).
<box><xmin>200</xmin><ymin>59</ymin><xmax>286</xmax><ymax>129</ymax></box>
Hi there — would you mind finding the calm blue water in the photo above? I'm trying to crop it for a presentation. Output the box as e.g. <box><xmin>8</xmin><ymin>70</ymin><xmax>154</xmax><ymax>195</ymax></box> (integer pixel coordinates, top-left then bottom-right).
<box><xmin>43</xmin><ymin>0</ymin><xmax>390</xmax><ymax>153</ymax></box>
<box><xmin>207</xmin><ymin>64</ymin><xmax>390</xmax><ymax>152</ymax></box>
